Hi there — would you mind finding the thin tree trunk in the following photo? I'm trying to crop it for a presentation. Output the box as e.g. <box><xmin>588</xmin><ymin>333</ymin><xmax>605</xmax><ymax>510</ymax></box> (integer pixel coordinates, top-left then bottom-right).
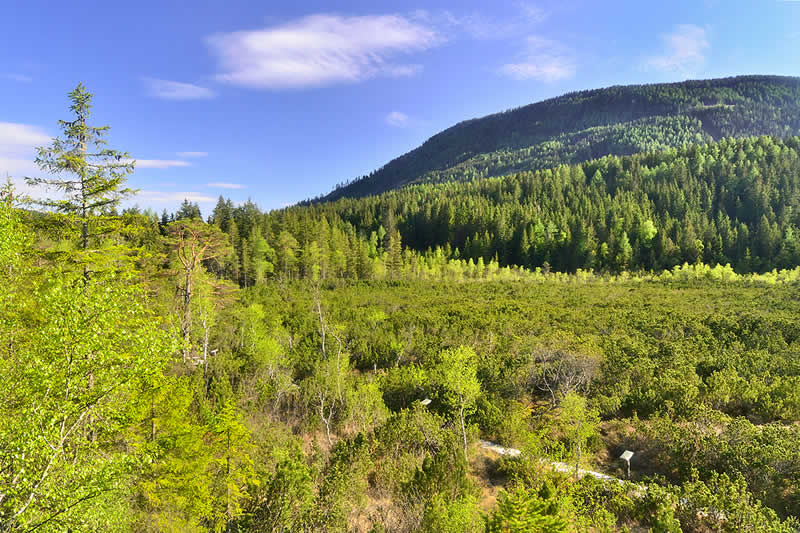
<box><xmin>79</xmin><ymin>121</ymin><xmax>96</xmax><ymax>443</ymax></box>
<box><xmin>575</xmin><ymin>420</ymin><xmax>582</xmax><ymax>478</ymax></box>
<box><xmin>202</xmin><ymin>313</ymin><xmax>209</xmax><ymax>372</ymax></box>
<box><xmin>182</xmin><ymin>269</ymin><xmax>192</xmax><ymax>362</ymax></box>
<box><xmin>319</xmin><ymin>395</ymin><xmax>334</xmax><ymax>447</ymax></box>
<box><xmin>226</xmin><ymin>428</ymin><xmax>232</xmax><ymax>522</ymax></box>
<box><xmin>315</xmin><ymin>289</ymin><xmax>326</xmax><ymax>358</ymax></box>
<box><xmin>459</xmin><ymin>403</ymin><xmax>468</xmax><ymax>461</ymax></box>
<box><xmin>150</xmin><ymin>395</ymin><xmax>156</xmax><ymax>442</ymax></box>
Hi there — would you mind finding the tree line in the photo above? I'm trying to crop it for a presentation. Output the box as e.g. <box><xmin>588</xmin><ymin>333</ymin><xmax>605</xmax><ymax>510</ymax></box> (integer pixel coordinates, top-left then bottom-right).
<box><xmin>129</xmin><ymin>135</ymin><xmax>800</xmax><ymax>285</ymax></box>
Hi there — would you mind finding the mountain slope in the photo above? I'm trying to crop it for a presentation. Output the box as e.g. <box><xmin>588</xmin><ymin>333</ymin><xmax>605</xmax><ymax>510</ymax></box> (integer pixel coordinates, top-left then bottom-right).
<box><xmin>322</xmin><ymin>75</ymin><xmax>800</xmax><ymax>201</ymax></box>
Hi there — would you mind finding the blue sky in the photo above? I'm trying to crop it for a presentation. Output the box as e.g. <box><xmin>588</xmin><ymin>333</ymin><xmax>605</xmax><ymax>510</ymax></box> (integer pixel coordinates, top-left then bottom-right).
<box><xmin>1</xmin><ymin>0</ymin><xmax>799</xmax><ymax>213</ymax></box>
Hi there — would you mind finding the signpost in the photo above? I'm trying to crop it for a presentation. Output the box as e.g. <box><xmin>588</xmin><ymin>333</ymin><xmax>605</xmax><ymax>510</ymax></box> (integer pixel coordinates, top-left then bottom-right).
<box><xmin>620</xmin><ymin>450</ymin><xmax>634</xmax><ymax>479</ymax></box>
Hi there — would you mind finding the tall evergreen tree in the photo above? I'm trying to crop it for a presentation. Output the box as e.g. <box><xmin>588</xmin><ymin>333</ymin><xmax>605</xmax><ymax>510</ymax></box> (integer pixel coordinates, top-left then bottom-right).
<box><xmin>25</xmin><ymin>83</ymin><xmax>135</xmax><ymax>281</ymax></box>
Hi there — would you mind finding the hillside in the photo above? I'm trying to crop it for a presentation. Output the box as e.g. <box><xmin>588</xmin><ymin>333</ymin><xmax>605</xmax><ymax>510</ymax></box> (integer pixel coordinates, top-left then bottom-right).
<box><xmin>322</xmin><ymin>75</ymin><xmax>800</xmax><ymax>201</ymax></box>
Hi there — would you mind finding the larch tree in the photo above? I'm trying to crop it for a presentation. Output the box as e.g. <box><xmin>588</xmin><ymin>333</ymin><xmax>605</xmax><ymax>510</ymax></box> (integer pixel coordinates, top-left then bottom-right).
<box><xmin>25</xmin><ymin>83</ymin><xmax>136</xmax><ymax>282</ymax></box>
<box><xmin>165</xmin><ymin>219</ymin><xmax>233</xmax><ymax>362</ymax></box>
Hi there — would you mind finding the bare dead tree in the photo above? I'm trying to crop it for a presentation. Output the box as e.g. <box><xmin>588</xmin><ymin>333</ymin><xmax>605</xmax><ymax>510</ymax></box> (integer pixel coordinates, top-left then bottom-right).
<box><xmin>527</xmin><ymin>347</ymin><xmax>600</xmax><ymax>407</ymax></box>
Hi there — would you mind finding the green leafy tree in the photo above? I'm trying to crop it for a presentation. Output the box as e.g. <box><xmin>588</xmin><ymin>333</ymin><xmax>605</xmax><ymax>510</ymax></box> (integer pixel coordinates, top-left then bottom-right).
<box><xmin>134</xmin><ymin>377</ymin><xmax>216</xmax><ymax>532</ymax></box>
<box><xmin>0</xmin><ymin>276</ymin><xmax>176</xmax><ymax>529</ymax></box>
<box><xmin>559</xmin><ymin>392</ymin><xmax>600</xmax><ymax>477</ymax></box>
<box><xmin>275</xmin><ymin>230</ymin><xmax>299</xmax><ymax>279</ymax></box>
<box><xmin>421</xmin><ymin>493</ymin><xmax>482</xmax><ymax>533</ymax></box>
<box><xmin>430</xmin><ymin>346</ymin><xmax>481</xmax><ymax>460</ymax></box>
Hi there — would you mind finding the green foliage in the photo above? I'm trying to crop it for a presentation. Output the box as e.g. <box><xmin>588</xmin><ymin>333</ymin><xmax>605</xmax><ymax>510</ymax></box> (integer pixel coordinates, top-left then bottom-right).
<box><xmin>0</xmin><ymin>182</ymin><xmax>29</xmax><ymax>276</ymax></box>
<box><xmin>311</xmin><ymin>433</ymin><xmax>373</xmax><ymax>531</ymax></box>
<box><xmin>421</xmin><ymin>492</ymin><xmax>483</xmax><ymax>533</ymax></box>
<box><xmin>206</xmin><ymin>401</ymin><xmax>256</xmax><ymax>531</ymax></box>
<box><xmin>484</xmin><ymin>485</ymin><xmax>568</xmax><ymax>532</ymax></box>
<box><xmin>674</xmin><ymin>471</ymin><xmax>797</xmax><ymax>532</ymax></box>
<box><xmin>406</xmin><ymin>432</ymin><xmax>477</xmax><ymax>502</ymax></box>
<box><xmin>134</xmin><ymin>377</ymin><xmax>216</xmax><ymax>532</ymax></box>
<box><xmin>242</xmin><ymin>444</ymin><xmax>314</xmax><ymax>532</ymax></box>
<box><xmin>0</xmin><ymin>274</ymin><xmax>177</xmax><ymax>530</ymax></box>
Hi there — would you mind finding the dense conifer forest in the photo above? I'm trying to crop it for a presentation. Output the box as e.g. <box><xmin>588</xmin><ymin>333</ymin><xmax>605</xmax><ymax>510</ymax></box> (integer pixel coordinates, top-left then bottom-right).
<box><xmin>184</xmin><ymin>135</ymin><xmax>800</xmax><ymax>281</ymax></box>
<box><xmin>323</xmin><ymin>75</ymin><xmax>800</xmax><ymax>200</ymax></box>
<box><xmin>4</xmin><ymin>81</ymin><xmax>800</xmax><ymax>531</ymax></box>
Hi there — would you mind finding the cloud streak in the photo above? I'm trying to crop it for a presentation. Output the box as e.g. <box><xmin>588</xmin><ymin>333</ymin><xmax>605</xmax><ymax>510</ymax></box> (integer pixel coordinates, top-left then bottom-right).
<box><xmin>2</xmin><ymin>73</ymin><xmax>33</xmax><ymax>83</ymax></box>
<box><xmin>207</xmin><ymin>14</ymin><xmax>440</xmax><ymax>89</ymax></box>
<box><xmin>207</xmin><ymin>182</ymin><xmax>246</xmax><ymax>189</ymax></box>
<box><xmin>499</xmin><ymin>36</ymin><xmax>575</xmax><ymax>82</ymax></box>
<box><xmin>136</xmin><ymin>190</ymin><xmax>217</xmax><ymax>204</ymax></box>
<box><xmin>145</xmin><ymin>78</ymin><xmax>216</xmax><ymax>100</ymax></box>
<box><xmin>0</xmin><ymin>123</ymin><xmax>53</xmax><ymax>198</ymax></box>
<box><xmin>385</xmin><ymin>111</ymin><xmax>410</xmax><ymax>127</ymax></box>
<box><xmin>439</xmin><ymin>2</ymin><xmax>548</xmax><ymax>40</ymax></box>
<box><xmin>125</xmin><ymin>159</ymin><xmax>192</xmax><ymax>169</ymax></box>
<box><xmin>645</xmin><ymin>24</ymin><xmax>710</xmax><ymax>73</ymax></box>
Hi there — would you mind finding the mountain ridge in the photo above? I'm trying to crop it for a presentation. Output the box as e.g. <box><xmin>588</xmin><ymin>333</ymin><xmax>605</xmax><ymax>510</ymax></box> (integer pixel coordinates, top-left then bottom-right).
<box><xmin>319</xmin><ymin>75</ymin><xmax>800</xmax><ymax>202</ymax></box>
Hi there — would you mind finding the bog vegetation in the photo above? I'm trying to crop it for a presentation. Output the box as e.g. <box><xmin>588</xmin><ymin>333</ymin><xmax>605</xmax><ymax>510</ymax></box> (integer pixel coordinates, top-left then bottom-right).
<box><xmin>3</xmin><ymin>84</ymin><xmax>800</xmax><ymax>532</ymax></box>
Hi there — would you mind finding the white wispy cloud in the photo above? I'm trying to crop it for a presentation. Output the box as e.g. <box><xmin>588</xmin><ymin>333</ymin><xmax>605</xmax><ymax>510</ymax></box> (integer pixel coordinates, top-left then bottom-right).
<box><xmin>514</xmin><ymin>1</ymin><xmax>548</xmax><ymax>24</ymax></box>
<box><xmin>207</xmin><ymin>14</ymin><xmax>440</xmax><ymax>89</ymax></box>
<box><xmin>0</xmin><ymin>122</ymin><xmax>50</xmax><ymax>152</ymax></box>
<box><xmin>207</xmin><ymin>182</ymin><xmax>246</xmax><ymax>189</ymax></box>
<box><xmin>176</xmin><ymin>151</ymin><xmax>208</xmax><ymax>158</ymax></box>
<box><xmin>499</xmin><ymin>36</ymin><xmax>575</xmax><ymax>81</ymax></box>
<box><xmin>0</xmin><ymin>122</ymin><xmax>55</xmax><ymax>199</ymax></box>
<box><xmin>145</xmin><ymin>78</ymin><xmax>216</xmax><ymax>100</ymax></box>
<box><xmin>645</xmin><ymin>24</ymin><xmax>710</xmax><ymax>73</ymax></box>
<box><xmin>2</xmin><ymin>73</ymin><xmax>33</xmax><ymax>83</ymax></box>
<box><xmin>125</xmin><ymin>159</ymin><xmax>192</xmax><ymax>169</ymax></box>
<box><xmin>0</xmin><ymin>122</ymin><xmax>51</xmax><ymax>179</ymax></box>
<box><xmin>385</xmin><ymin>111</ymin><xmax>410</xmax><ymax>127</ymax></box>
<box><xmin>0</xmin><ymin>158</ymin><xmax>39</xmax><ymax>179</ymax></box>
<box><xmin>136</xmin><ymin>190</ymin><xmax>217</xmax><ymax>204</ymax></box>
<box><xmin>384</xmin><ymin>64</ymin><xmax>422</xmax><ymax>77</ymax></box>
<box><xmin>436</xmin><ymin>2</ymin><xmax>548</xmax><ymax>41</ymax></box>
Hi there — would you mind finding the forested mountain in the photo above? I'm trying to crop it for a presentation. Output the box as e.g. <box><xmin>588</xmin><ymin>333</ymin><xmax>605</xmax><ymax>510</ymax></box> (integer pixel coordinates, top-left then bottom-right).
<box><xmin>322</xmin><ymin>75</ymin><xmax>800</xmax><ymax>201</ymax></box>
